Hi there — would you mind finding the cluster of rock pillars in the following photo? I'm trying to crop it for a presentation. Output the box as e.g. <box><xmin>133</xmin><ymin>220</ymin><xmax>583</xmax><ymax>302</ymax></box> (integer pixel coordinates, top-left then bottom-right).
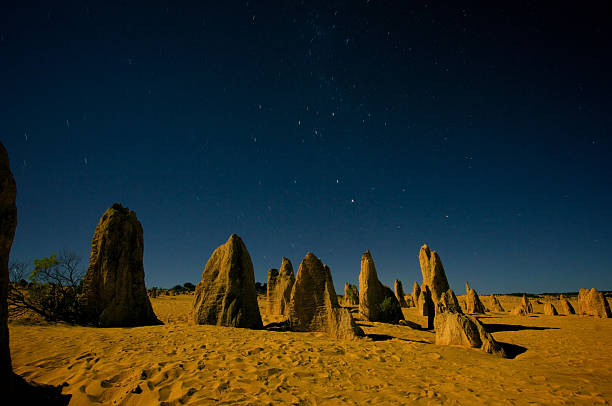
<box><xmin>1</xmin><ymin>141</ymin><xmax>610</xmax><ymax>399</ymax></box>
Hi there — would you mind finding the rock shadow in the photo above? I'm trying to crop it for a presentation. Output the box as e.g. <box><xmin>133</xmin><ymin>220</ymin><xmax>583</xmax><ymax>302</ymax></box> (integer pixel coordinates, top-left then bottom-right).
<box><xmin>11</xmin><ymin>375</ymin><xmax>72</xmax><ymax>405</ymax></box>
<box><xmin>365</xmin><ymin>333</ymin><xmax>430</xmax><ymax>344</ymax></box>
<box><xmin>498</xmin><ymin>342</ymin><xmax>528</xmax><ymax>359</ymax></box>
<box><xmin>264</xmin><ymin>321</ymin><xmax>291</xmax><ymax>331</ymax></box>
<box><xmin>399</xmin><ymin>320</ymin><xmax>426</xmax><ymax>330</ymax></box>
<box><xmin>483</xmin><ymin>323</ymin><xmax>559</xmax><ymax>333</ymax></box>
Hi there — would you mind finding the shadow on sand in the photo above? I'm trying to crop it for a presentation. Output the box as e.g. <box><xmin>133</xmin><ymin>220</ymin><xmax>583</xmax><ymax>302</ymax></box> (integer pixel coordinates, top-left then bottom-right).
<box><xmin>365</xmin><ymin>333</ymin><xmax>430</xmax><ymax>344</ymax></box>
<box><xmin>10</xmin><ymin>374</ymin><xmax>71</xmax><ymax>405</ymax></box>
<box><xmin>483</xmin><ymin>323</ymin><xmax>559</xmax><ymax>333</ymax></box>
<box><xmin>264</xmin><ymin>321</ymin><xmax>290</xmax><ymax>331</ymax></box>
<box><xmin>498</xmin><ymin>342</ymin><xmax>528</xmax><ymax>359</ymax></box>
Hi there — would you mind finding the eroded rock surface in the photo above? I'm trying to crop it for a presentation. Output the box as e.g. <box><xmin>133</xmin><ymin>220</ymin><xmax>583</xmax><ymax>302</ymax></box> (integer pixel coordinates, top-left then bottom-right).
<box><xmin>81</xmin><ymin>203</ymin><xmax>159</xmax><ymax>327</ymax></box>
<box><xmin>266</xmin><ymin>257</ymin><xmax>295</xmax><ymax>317</ymax></box>
<box><xmin>436</xmin><ymin>289</ymin><xmax>462</xmax><ymax>314</ymax></box>
<box><xmin>192</xmin><ymin>234</ymin><xmax>263</xmax><ymax>329</ymax></box>
<box><xmin>419</xmin><ymin>244</ymin><xmax>450</xmax><ymax>304</ymax></box>
<box><xmin>578</xmin><ymin>288</ymin><xmax>611</xmax><ymax>318</ymax></box>
<box><xmin>0</xmin><ymin>143</ymin><xmax>17</xmax><ymax>382</ymax></box>
<box><xmin>411</xmin><ymin>281</ymin><xmax>421</xmax><ymax>309</ymax></box>
<box><xmin>343</xmin><ymin>283</ymin><xmax>359</xmax><ymax>306</ymax></box>
<box><xmin>434</xmin><ymin>312</ymin><xmax>507</xmax><ymax>357</ymax></box>
<box><xmin>394</xmin><ymin>280</ymin><xmax>408</xmax><ymax>308</ymax></box>
<box><xmin>544</xmin><ymin>303</ymin><xmax>558</xmax><ymax>316</ymax></box>
<box><xmin>288</xmin><ymin>253</ymin><xmax>363</xmax><ymax>339</ymax></box>
<box><xmin>465</xmin><ymin>282</ymin><xmax>486</xmax><ymax>314</ymax></box>
<box><xmin>489</xmin><ymin>295</ymin><xmax>505</xmax><ymax>312</ymax></box>
<box><xmin>559</xmin><ymin>294</ymin><xmax>575</xmax><ymax>315</ymax></box>
<box><xmin>511</xmin><ymin>294</ymin><xmax>533</xmax><ymax>316</ymax></box>
<box><xmin>358</xmin><ymin>250</ymin><xmax>403</xmax><ymax>323</ymax></box>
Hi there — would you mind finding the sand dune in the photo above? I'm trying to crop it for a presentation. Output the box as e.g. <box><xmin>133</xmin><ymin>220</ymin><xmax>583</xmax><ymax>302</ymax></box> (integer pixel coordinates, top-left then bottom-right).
<box><xmin>9</xmin><ymin>294</ymin><xmax>612</xmax><ymax>405</ymax></box>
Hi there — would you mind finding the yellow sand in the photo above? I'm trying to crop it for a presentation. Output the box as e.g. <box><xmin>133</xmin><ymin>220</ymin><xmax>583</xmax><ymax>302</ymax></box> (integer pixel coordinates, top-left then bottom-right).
<box><xmin>9</xmin><ymin>294</ymin><xmax>612</xmax><ymax>405</ymax></box>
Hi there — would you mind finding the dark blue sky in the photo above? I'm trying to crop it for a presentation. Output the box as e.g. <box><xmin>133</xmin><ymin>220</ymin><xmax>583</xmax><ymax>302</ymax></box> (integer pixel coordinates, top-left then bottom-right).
<box><xmin>2</xmin><ymin>1</ymin><xmax>611</xmax><ymax>293</ymax></box>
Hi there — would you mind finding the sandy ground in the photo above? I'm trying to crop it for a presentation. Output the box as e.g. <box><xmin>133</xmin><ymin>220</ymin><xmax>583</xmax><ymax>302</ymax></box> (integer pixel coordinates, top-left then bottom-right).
<box><xmin>9</xmin><ymin>294</ymin><xmax>612</xmax><ymax>405</ymax></box>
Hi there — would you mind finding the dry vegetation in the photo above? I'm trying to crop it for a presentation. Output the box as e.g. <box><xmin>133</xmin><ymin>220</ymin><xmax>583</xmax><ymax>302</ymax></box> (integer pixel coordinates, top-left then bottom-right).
<box><xmin>8</xmin><ymin>294</ymin><xmax>612</xmax><ymax>405</ymax></box>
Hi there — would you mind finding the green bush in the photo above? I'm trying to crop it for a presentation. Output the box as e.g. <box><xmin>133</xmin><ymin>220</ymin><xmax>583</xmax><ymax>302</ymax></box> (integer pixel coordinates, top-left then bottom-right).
<box><xmin>379</xmin><ymin>296</ymin><xmax>401</xmax><ymax>322</ymax></box>
<box><xmin>9</xmin><ymin>251</ymin><xmax>84</xmax><ymax>323</ymax></box>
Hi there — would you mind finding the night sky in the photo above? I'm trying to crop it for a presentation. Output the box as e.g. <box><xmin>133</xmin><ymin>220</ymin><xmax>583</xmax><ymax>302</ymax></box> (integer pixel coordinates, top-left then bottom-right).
<box><xmin>2</xmin><ymin>1</ymin><xmax>611</xmax><ymax>293</ymax></box>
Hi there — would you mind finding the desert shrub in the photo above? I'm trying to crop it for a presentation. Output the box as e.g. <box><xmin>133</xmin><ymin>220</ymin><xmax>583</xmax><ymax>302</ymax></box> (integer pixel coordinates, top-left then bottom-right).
<box><xmin>8</xmin><ymin>250</ymin><xmax>84</xmax><ymax>323</ymax></box>
<box><xmin>170</xmin><ymin>284</ymin><xmax>185</xmax><ymax>294</ymax></box>
<box><xmin>379</xmin><ymin>296</ymin><xmax>401</xmax><ymax>322</ymax></box>
<box><xmin>346</xmin><ymin>284</ymin><xmax>358</xmax><ymax>297</ymax></box>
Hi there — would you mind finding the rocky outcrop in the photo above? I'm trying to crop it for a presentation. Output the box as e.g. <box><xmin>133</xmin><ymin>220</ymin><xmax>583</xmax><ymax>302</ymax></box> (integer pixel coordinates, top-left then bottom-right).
<box><xmin>510</xmin><ymin>294</ymin><xmax>533</xmax><ymax>316</ymax></box>
<box><xmin>434</xmin><ymin>312</ymin><xmax>507</xmax><ymax>357</ymax></box>
<box><xmin>288</xmin><ymin>253</ymin><xmax>363</xmax><ymax>339</ymax></box>
<box><xmin>510</xmin><ymin>306</ymin><xmax>528</xmax><ymax>316</ymax></box>
<box><xmin>522</xmin><ymin>294</ymin><xmax>534</xmax><ymax>313</ymax></box>
<box><xmin>343</xmin><ymin>283</ymin><xmax>359</xmax><ymax>306</ymax></box>
<box><xmin>419</xmin><ymin>244</ymin><xmax>450</xmax><ymax>304</ymax></box>
<box><xmin>411</xmin><ymin>281</ymin><xmax>421</xmax><ymax>308</ymax></box>
<box><xmin>394</xmin><ymin>280</ymin><xmax>408</xmax><ymax>307</ymax></box>
<box><xmin>544</xmin><ymin>303</ymin><xmax>558</xmax><ymax>316</ymax></box>
<box><xmin>80</xmin><ymin>203</ymin><xmax>159</xmax><ymax>327</ymax></box>
<box><xmin>559</xmin><ymin>294</ymin><xmax>575</xmax><ymax>315</ymax></box>
<box><xmin>416</xmin><ymin>288</ymin><xmax>432</xmax><ymax>317</ymax></box>
<box><xmin>358</xmin><ymin>250</ymin><xmax>404</xmax><ymax>323</ymax></box>
<box><xmin>489</xmin><ymin>295</ymin><xmax>505</xmax><ymax>312</ymax></box>
<box><xmin>0</xmin><ymin>143</ymin><xmax>17</xmax><ymax>383</ymax></box>
<box><xmin>403</xmin><ymin>294</ymin><xmax>414</xmax><ymax>307</ymax></box>
<box><xmin>266</xmin><ymin>257</ymin><xmax>295</xmax><ymax>317</ymax></box>
<box><xmin>465</xmin><ymin>282</ymin><xmax>486</xmax><ymax>314</ymax></box>
<box><xmin>192</xmin><ymin>234</ymin><xmax>263</xmax><ymax>329</ymax></box>
<box><xmin>436</xmin><ymin>289</ymin><xmax>462</xmax><ymax>314</ymax></box>
<box><xmin>578</xmin><ymin>288</ymin><xmax>611</xmax><ymax>318</ymax></box>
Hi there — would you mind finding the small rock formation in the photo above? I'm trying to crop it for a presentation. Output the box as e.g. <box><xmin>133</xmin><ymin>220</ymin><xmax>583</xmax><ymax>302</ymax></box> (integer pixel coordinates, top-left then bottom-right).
<box><xmin>434</xmin><ymin>312</ymin><xmax>507</xmax><ymax>358</ymax></box>
<box><xmin>191</xmin><ymin>234</ymin><xmax>263</xmax><ymax>329</ymax></box>
<box><xmin>416</xmin><ymin>288</ymin><xmax>431</xmax><ymax>316</ymax></box>
<box><xmin>489</xmin><ymin>295</ymin><xmax>505</xmax><ymax>312</ymax></box>
<box><xmin>436</xmin><ymin>289</ymin><xmax>462</xmax><ymax>314</ymax></box>
<box><xmin>559</xmin><ymin>294</ymin><xmax>575</xmax><ymax>315</ymax></box>
<box><xmin>0</xmin><ymin>142</ymin><xmax>17</xmax><ymax>383</ymax></box>
<box><xmin>266</xmin><ymin>257</ymin><xmax>295</xmax><ymax>318</ymax></box>
<box><xmin>343</xmin><ymin>283</ymin><xmax>359</xmax><ymax>306</ymax></box>
<box><xmin>80</xmin><ymin>203</ymin><xmax>159</xmax><ymax>327</ymax></box>
<box><xmin>510</xmin><ymin>294</ymin><xmax>533</xmax><ymax>316</ymax></box>
<box><xmin>394</xmin><ymin>279</ymin><xmax>408</xmax><ymax>307</ymax></box>
<box><xmin>411</xmin><ymin>281</ymin><xmax>421</xmax><ymax>308</ymax></box>
<box><xmin>288</xmin><ymin>253</ymin><xmax>363</xmax><ymax>339</ymax></box>
<box><xmin>403</xmin><ymin>294</ymin><xmax>414</xmax><ymax>307</ymax></box>
<box><xmin>544</xmin><ymin>303</ymin><xmax>558</xmax><ymax>316</ymax></box>
<box><xmin>521</xmin><ymin>294</ymin><xmax>534</xmax><ymax>313</ymax></box>
<box><xmin>419</xmin><ymin>244</ymin><xmax>450</xmax><ymax>303</ymax></box>
<box><xmin>510</xmin><ymin>306</ymin><xmax>528</xmax><ymax>316</ymax></box>
<box><xmin>465</xmin><ymin>281</ymin><xmax>486</xmax><ymax>314</ymax></box>
<box><xmin>358</xmin><ymin>250</ymin><xmax>404</xmax><ymax>323</ymax></box>
<box><xmin>578</xmin><ymin>288</ymin><xmax>611</xmax><ymax>318</ymax></box>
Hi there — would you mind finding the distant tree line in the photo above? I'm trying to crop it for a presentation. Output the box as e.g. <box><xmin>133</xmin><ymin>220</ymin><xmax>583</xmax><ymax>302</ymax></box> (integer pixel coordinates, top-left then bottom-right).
<box><xmin>148</xmin><ymin>282</ymin><xmax>196</xmax><ymax>298</ymax></box>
